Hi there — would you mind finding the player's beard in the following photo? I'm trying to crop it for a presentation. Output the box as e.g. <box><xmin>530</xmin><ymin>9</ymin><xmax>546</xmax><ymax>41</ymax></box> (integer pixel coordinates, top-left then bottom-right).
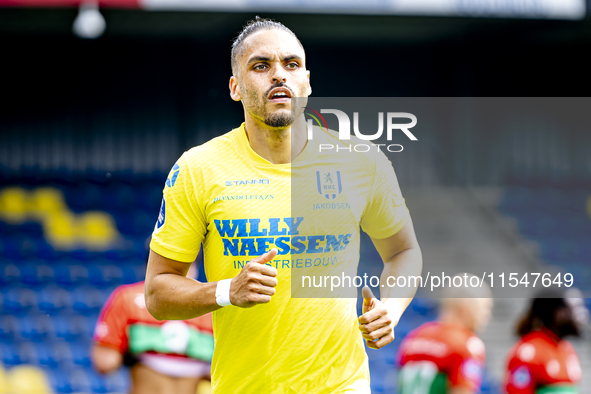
<box><xmin>265</xmin><ymin>110</ymin><xmax>294</xmax><ymax>128</ymax></box>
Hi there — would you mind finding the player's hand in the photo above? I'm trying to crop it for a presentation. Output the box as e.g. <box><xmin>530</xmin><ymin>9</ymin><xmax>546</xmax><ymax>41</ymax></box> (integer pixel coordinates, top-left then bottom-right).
<box><xmin>229</xmin><ymin>248</ymin><xmax>278</xmax><ymax>308</ymax></box>
<box><xmin>358</xmin><ymin>286</ymin><xmax>395</xmax><ymax>349</ymax></box>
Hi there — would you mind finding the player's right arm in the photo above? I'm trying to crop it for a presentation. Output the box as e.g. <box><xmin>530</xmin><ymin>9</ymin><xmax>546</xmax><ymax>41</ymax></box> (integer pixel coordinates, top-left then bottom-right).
<box><xmin>145</xmin><ymin>248</ymin><xmax>279</xmax><ymax>320</ymax></box>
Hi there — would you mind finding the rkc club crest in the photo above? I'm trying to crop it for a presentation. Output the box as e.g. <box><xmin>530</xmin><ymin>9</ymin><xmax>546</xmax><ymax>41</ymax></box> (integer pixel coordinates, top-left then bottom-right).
<box><xmin>316</xmin><ymin>170</ymin><xmax>342</xmax><ymax>200</ymax></box>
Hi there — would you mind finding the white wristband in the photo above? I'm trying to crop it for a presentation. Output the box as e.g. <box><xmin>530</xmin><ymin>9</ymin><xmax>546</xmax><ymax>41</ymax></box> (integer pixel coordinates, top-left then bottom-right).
<box><xmin>215</xmin><ymin>279</ymin><xmax>233</xmax><ymax>307</ymax></box>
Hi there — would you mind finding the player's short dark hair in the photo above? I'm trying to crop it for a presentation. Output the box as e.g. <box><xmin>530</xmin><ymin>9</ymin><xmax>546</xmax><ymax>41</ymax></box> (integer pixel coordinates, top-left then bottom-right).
<box><xmin>231</xmin><ymin>16</ymin><xmax>303</xmax><ymax>75</ymax></box>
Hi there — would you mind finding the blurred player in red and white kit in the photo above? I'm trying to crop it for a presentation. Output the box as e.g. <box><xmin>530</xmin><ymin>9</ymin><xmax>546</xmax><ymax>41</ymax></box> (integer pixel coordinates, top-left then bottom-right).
<box><xmin>397</xmin><ymin>274</ymin><xmax>493</xmax><ymax>394</ymax></box>
<box><xmin>504</xmin><ymin>288</ymin><xmax>589</xmax><ymax>394</ymax></box>
<box><xmin>91</xmin><ymin>262</ymin><xmax>214</xmax><ymax>394</ymax></box>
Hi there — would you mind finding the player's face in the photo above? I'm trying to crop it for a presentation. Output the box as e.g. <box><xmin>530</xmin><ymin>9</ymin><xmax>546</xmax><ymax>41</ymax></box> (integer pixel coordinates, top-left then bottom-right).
<box><xmin>231</xmin><ymin>29</ymin><xmax>311</xmax><ymax>129</ymax></box>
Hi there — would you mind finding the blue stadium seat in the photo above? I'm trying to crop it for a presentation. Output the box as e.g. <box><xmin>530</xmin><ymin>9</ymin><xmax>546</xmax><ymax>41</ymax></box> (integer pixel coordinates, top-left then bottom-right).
<box><xmin>115</xmin><ymin>210</ymin><xmax>155</xmax><ymax>237</ymax></box>
<box><xmin>72</xmin><ymin>286</ymin><xmax>108</xmax><ymax>315</ymax></box>
<box><xmin>0</xmin><ymin>263</ymin><xmax>21</xmax><ymax>287</ymax></box>
<box><xmin>103</xmin><ymin>369</ymin><xmax>130</xmax><ymax>393</ymax></box>
<box><xmin>87</xmin><ymin>372</ymin><xmax>109</xmax><ymax>394</ymax></box>
<box><xmin>103</xmin><ymin>182</ymin><xmax>135</xmax><ymax>211</ymax></box>
<box><xmin>136</xmin><ymin>184</ymin><xmax>164</xmax><ymax>212</ymax></box>
<box><xmin>0</xmin><ymin>342</ymin><xmax>22</xmax><ymax>366</ymax></box>
<box><xmin>122</xmin><ymin>264</ymin><xmax>145</xmax><ymax>284</ymax></box>
<box><xmin>85</xmin><ymin>314</ymin><xmax>100</xmax><ymax>338</ymax></box>
<box><xmin>88</xmin><ymin>263</ymin><xmax>124</xmax><ymax>288</ymax></box>
<box><xmin>53</xmin><ymin>367</ymin><xmax>92</xmax><ymax>394</ymax></box>
<box><xmin>20</xmin><ymin>262</ymin><xmax>55</xmax><ymax>287</ymax></box>
<box><xmin>18</xmin><ymin>314</ymin><xmax>54</xmax><ymax>342</ymax></box>
<box><xmin>38</xmin><ymin>285</ymin><xmax>74</xmax><ymax>315</ymax></box>
<box><xmin>17</xmin><ymin>341</ymin><xmax>40</xmax><ymax>365</ymax></box>
<box><xmin>54</xmin><ymin>263</ymin><xmax>89</xmax><ymax>288</ymax></box>
<box><xmin>70</xmin><ymin>248</ymin><xmax>93</xmax><ymax>262</ymax></box>
<box><xmin>70</xmin><ymin>342</ymin><xmax>92</xmax><ymax>367</ymax></box>
<box><xmin>52</xmin><ymin>370</ymin><xmax>72</xmax><ymax>393</ymax></box>
<box><xmin>21</xmin><ymin>220</ymin><xmax>44</xmax><ymax>236</ymax></box>
<box><xmin>66</xmin><ymin>182</ymin><xmax>102</xmax><ymax>212</ymax></box>
<box><xmin>100</xmin><ymin>247</ymin><xmax>133</xmax><ymax>262</ymax></box>
<box><xmin>36</xmin><ymin>342</ymin><xmax>59</xmax><ymax>369</ymax></box>
<box><xmin>35</xmin><ymin>239</ymin><xmax>62</xmax><ymax>261</ymax></box>
<box><xmin>0</xmin><ymin>235</ymin><xmax>37</xmax><ymax>260</ymax></box>
<box><xmin>3</xmin><ymin>287</ymin><xmax>37</xmax><ymax>315</ymax></box>
<box><xmin>51</xmin><ymin>341</ymin><xmax>75</xmax><ymax>369</ymax></box>
<box><xmin>54</xmin><ymin>314</ymin><xmax>88</xmax><ymax>342</ymax></box>
<box><xmin>0</xmin><ymin>315</ymin><xmax>20</xmax><ymax>342</ymax></box>
<box><xmin>0</xmin><ymin>220</ymin><xmax>10</xmax><ymax>235</ymax></box>
<box><xmin>130</xmin><ymin>237</ymin><xmax>150</xmax><ymax>260</ymax></box>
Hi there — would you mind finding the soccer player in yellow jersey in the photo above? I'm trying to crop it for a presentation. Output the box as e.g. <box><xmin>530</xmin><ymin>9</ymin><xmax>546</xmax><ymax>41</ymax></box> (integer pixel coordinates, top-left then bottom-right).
<box><xmin>144</xmin><ymin>16</ymin><xmax>423</xmax><ymax>393</ymax></box>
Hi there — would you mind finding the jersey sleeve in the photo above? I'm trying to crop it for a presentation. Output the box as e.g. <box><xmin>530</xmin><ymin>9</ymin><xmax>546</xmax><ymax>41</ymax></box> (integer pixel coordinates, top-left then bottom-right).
<box><xmin>150</xmin><ymin>153</ymin><xmax>207</xmax><ymax>263</ymax></box>
<box><xmin>93</xmin><ymin>286</ymin><xmax>130</xmax><ymax>353</ymax></box>
<box><xmin>360</xmin><ymin>150</ymin><xmax>408</xmax><ymax>239</ymax></box>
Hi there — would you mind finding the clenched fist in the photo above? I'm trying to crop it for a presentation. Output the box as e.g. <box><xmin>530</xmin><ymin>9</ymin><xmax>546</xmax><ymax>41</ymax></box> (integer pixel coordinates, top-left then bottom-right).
<box><xmin>229</xmin><ymin>248</ymin><xmax>279</xmax><ymax>308</ymax></box>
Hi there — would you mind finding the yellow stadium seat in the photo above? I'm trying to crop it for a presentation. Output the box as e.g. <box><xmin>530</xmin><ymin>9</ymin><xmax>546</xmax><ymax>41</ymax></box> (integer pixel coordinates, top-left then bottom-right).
<box><xmin>29</xmin><ymin>188</ymin><xmax>67</xmax><ymax>220</ymax></box>
<box><xmin>79</xmin><ymin>211</ymin><xmax>118</xmax><ymax>250</ymax></box>
<box><xmin>0</xmin><ymin>186</ymin><xmax>122</xmax><ymax>251</ymax></box>
<box><xmin>0</xmin><ymin>187</ymin><xmax>28</xmax><ymax>224</ymax></box>
<box><xmin>7</xmin><ymin>365</ymin><xmax>53</xmax><ymax>394</ymax></box>
<box><xmin>44</xmin><ymin>211</ymin><xmax>77</xmax><ymax>250</ymax></box>
<box><xmin>0</xmin><ymin>364</ymin><xmax>9</xmax><ymax>394</ymax></box>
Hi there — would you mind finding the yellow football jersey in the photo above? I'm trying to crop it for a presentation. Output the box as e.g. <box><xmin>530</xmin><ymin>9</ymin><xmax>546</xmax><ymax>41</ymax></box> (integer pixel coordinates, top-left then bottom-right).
<box><xmin>150</xmin><ymin>123</ymin><xmax>408</xmax><ymax>393</ymax></box>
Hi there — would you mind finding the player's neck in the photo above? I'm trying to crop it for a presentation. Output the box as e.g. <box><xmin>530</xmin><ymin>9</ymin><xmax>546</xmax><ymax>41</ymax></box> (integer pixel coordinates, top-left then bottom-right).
<box><xmin>243</xmin><ymin>115</ymin><xmax>308</xmax><ymax>164</ymax></box>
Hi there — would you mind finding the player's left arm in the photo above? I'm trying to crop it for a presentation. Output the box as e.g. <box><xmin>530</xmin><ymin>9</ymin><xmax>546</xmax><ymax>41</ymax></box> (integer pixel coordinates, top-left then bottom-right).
<box><xmin>359</xmin><ymin>212</ymin><xmax>423</xmax><ymax>349</ymax></box>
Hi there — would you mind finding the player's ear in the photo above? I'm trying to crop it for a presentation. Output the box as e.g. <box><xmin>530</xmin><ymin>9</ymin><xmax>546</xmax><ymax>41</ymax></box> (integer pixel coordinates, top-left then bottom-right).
<box><xmin>229</xmin><ymin>75</ymin><xmax>241</xmax><ymax>101</ymax></box>
<box><xmin>306</xmin><ymin>70</ymin><xmax>312</xmax><ymax>96</ymax></box>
